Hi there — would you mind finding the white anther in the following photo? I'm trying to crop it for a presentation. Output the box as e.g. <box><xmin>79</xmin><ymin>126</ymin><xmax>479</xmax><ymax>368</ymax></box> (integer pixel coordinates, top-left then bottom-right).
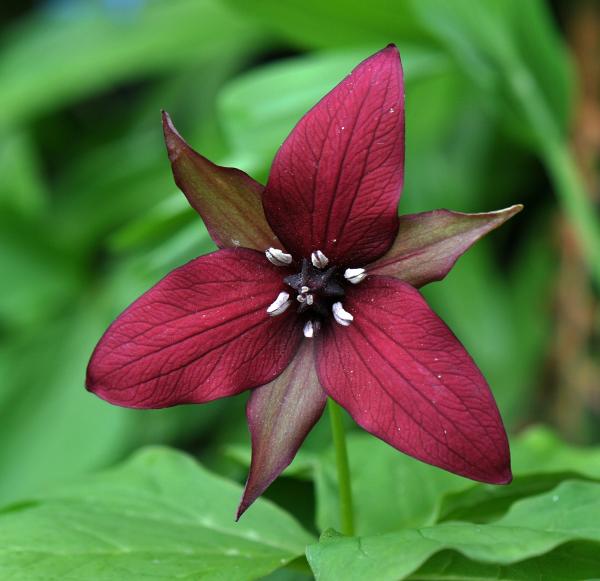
<box><xmin>332</xmin><ymin>302</ymin><xmax>353</xmax><ymax>326</ymax></box>
<box><xmin>265</xmin><ymin>248</ymin><xmax>293</xmax><ymax>267</ymax></box>
<box><xmin>297</xmin><ymin>295</ymin><xmax>306</xmax><ymax>303</ymax></box>
<box><xmin>311</xmin><ymin>250</ymin><xmax>329</xmax><ymax>269</ymax></box>
<box><xmin>344</xmin><ymin>267</ymin><xmax>367</xmax><ymax>284</ymax></box>
<box><xmin>300</xmin><ymin>285</ymin><xmax>310</xmax><ymax>294</ymax></box>
<box><xmin>303</xmin><ymin>320</ymin><xmax>315</xmax><ymax>338</ymax></box>
<box><xmin>306</xmin><ymin>294</ymin><xmax>314</xmax><ymax>305</ymax></box>
<box><xmin>267</xmin><ymin>292</ymin><xmax>291</xmax><ymax>316</ymax></box>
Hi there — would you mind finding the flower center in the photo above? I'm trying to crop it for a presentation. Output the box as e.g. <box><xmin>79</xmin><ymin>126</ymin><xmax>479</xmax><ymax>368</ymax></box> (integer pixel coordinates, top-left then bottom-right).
<box><xmin>284</xmin><ymin>259</ymin><xmax>344</xmax><ymax>317</ymax></box>
<box><xmin>265</xmin><ymin>249</ymin><xmax>366</xmax><ymax>337</ymax></box>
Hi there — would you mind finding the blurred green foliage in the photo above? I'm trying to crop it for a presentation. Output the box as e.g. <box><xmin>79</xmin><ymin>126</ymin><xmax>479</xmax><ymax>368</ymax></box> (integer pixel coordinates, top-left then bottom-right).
<box><xmin>0</xmin><ymin>0</ymin><xmax>599</xmax><ymax>579</ymax></box>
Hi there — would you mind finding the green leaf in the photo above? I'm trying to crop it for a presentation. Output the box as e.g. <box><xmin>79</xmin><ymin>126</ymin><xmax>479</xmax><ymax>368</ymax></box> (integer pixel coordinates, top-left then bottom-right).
<box><xmin>0</xmin><ymin>305</ymin><xmax>133</xmax><ymax>504</ymax></box>
<box><xmin>315</xmin><ymin>427</ymin><xmax>600</xmax><ymax>535</ymax></box>
<box><xmin>439</xmin><ymin>426</ymin><xmax>600</xmax><ymax>522</ymax></box>
<box><xmin>512</xmin><ymin>425</ymin><xmax>600</xmax><ymax>479</ymax></box>
<box><xmin>224</xmin><ymin>0</ymin><xmax>432</xmax><ymax>49</ymax></box>
<box><xmin>0</xmin><ymin>0</ymin><xmax>260</xmax><ymax>128</ymax></box>
<box><xmin>0</xmin><ymin>447</ymin><xmax>314</xmax><ymax>580</ymax></box>
<box><xmin>0</xmin><ymin>211</ymin><xmax>79</xmax><ymax>328</ymax></box>
<box><xmin>307</xmin><ymin>481</ymin><xmax>600</xmax><ymax>580</ymax></box>
<box><xmin>0</xmin><ymin>129</ymin><xmax>47</xmax><ymax>216</ymax></box>
<box><xmin>411</xmin><ymin>541</ymin><xmax>600</xmax><ymax>580</ymax></box>
<box><xmin>315</xmin><ymin>433</ymin><xmax>468</xmax><ymax>535</ymax></box>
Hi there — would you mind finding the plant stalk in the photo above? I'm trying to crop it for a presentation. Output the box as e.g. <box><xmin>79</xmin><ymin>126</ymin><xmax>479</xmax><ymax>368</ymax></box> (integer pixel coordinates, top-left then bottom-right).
<box><xmin>327</xmin><ymin>398</ymin><xmax>355</xmax><ymax>536</ymax></box>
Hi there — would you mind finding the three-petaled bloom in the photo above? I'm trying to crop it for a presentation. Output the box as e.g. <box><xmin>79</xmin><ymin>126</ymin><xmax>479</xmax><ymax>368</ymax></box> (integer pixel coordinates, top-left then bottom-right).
<box><xmin>87</xmin><ymin>45</ymin><xmax>520</xmax><ymax>518</ymax></box>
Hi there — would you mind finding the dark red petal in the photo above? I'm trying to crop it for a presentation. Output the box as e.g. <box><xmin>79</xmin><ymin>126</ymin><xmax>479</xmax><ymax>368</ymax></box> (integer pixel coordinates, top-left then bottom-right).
<box><xmin>369</xmin><ymin>205</ymin><xmax>523</xmax><ymax>287</ymax></box>
<box><xmin>162</xmin><ymin>111</ymin><xmax>280</xmax><ymax>251</ymax></box>
<box><xmin>316</xmin><ymin>277</ymin><xmax>511</xmax><ymax>484</ymax></box>
<box><xmin>237</xmin><ymin>341</ymin><xmax>325</xmax><ymax>519</ymax></box>
<box><xmin>263</xmin><ymin>45</ymin><xmax>404</xmax><ymax>266</ymax></box>
<box><xmin>87</xmin><ymin>248</ymin><xmax>300</xmax><ymax>408</ymax></box>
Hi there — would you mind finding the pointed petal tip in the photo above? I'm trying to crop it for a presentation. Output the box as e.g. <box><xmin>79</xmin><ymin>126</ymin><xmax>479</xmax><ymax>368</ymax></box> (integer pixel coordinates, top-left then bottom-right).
<box><xmin>510</xmin><ymin>203</ymin><xmax>524</xmax><ymax>215</ymax></box>
<box><xmin>495</xmin><ymin>203</ymin><xmax>523</xmax><ymax>218</ymax></box>
<box><xmin>370</xmin><ymin>204</ymin><xmax>525</xmax><ymax>287</ymax></box>
<box><xmin>236</xmin><ymin>342</ymin><xmax>325</xmax><ymax>521</ymax></box>
<box><xmin>235</xmin><ymin>500</ymin><xmax>248</xmax><ymax>522</ymax></box>
<box><xmin>484</xmin><ymin>465</ymin><xmax>512</xmax><ymax>485</ymax></box>
<box><xmin>160</xmin><ymin>112</ymin><xmax>277</xmax><ymax>251</ymax></box>
<box><xmin>161</xmin><ymin>110</ymin><xmax>184</xmax><ymax>144</ymax></box>
<box><xmin>160</xmin><ymin>108</ymin><xmax>171</xmax><ymax>127</ymax></box>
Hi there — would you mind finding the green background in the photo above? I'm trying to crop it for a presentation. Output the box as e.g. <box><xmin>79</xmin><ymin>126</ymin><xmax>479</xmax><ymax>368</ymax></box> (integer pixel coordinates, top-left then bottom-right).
<box><xmin>0</xmin><ymin>1</ymin><xmax>599</xmax><ymax>579</ymax></box>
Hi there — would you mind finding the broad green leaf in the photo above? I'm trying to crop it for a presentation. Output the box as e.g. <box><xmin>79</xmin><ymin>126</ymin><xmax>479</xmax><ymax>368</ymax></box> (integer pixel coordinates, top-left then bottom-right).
<box><xmin>0</xmin><ymin>448</ymin><xmax>314</xmax><ymax>580</ymax></box>
<box><xmin>316</xmin><ymin>427</ymin><xmax>600</xmax><ymax>535</ymax></box>
<box><xmin>411</xmin><ymin>541</ymin><xmax>600</xmax><ymax>580</ymax></box>
<box><xmin>439</xmin><ymin>426</ymin><xmax>600</xmax><ymax>522</ymax></box>
<box><xmin>307</xmin><ymin>481</ymin><xmax>600</xmax><ymax>580</ymax></box>
<box><xmin>0</xmin><ymin>0</ymin><xmax>260</xmax><ymax>128</ymax></box>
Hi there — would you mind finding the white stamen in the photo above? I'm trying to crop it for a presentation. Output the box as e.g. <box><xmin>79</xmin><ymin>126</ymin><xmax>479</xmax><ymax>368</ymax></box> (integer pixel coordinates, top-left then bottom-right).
<box><xmin>297</xmin><ymin>295</ymin><xmax>306</xmax><ymax>303</ymax></box>
<box><xmin>267</xmin><ymin>292</ymin><xmax>291</xmax><ymax>316</ymax></box>
<box><xmin>303</xmin><ymin>320</ymin><xmax>315</xmax><ymax>338</ymax></box>
<box><xmin>344</xmin><ymin>267</ymin><xmax>367</xmax><ymax>284</ymax></box>
<box><xmin>265</xmin><ymin>248</ymin><xmax>292</xmax><ymax>267</ymax></box>
<box><xmin>300</xmin><ymin>285</ymin><xmax>310</xmax><ymax>294</ymax></box>
<box><xmin>332</xmin><ymin>302</ymin><xmax>353</xmax><ymax>326</ymax></box>
<box><xmin>306</xmin><ymin>294</ymin><xmax>314</xmax><ymax>305</ymax></box>
<box><xmin>311</xmin><ymin>250</ymin><xmax>329</xmax><ymax>269</ymax></box>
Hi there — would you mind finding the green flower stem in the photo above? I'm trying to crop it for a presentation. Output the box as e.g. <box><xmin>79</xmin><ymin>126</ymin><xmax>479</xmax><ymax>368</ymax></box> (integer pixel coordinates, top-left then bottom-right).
<box><xmin>327</xmin><ymin>398</ymin><xmax>355</xmax><ymax>536</ymax></box>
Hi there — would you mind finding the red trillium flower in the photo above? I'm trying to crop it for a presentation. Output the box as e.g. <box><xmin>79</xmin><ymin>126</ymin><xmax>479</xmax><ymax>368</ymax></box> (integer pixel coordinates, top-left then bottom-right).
<box><xmin>87</xmin><ymin>45</ymin><xmax>519</xmax><ymax>518</ymax></box>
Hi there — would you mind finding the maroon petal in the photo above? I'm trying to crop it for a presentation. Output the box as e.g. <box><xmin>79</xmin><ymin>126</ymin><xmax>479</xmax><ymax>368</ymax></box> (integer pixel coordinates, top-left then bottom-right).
<box><xmin>316</xmin><ymin>277</ymin><xmax>511</xmax><ymax>484</ymax></box>
<box><xmin>237</xmin><ymin>341</ymin><xmax>326</xmax><ymax>519</ymax></box>
<box><xmin>369</xmin><ymin>205</ymin><xmax>523</xmax><ymax>287</ymax></box>
<box><xmin>87</xmin><ymin>248</ymin><xmax>300</xmax><ymax>408</ymax></box>
<box><xmin>162</xmin><ymin>111</ymin><xmax>279</xmax><ymax>251</ymax></box>
<box><xmin>263</xmin><ymin>45</ymin><xmax>404</xmax><ymax>266</ymax></box>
